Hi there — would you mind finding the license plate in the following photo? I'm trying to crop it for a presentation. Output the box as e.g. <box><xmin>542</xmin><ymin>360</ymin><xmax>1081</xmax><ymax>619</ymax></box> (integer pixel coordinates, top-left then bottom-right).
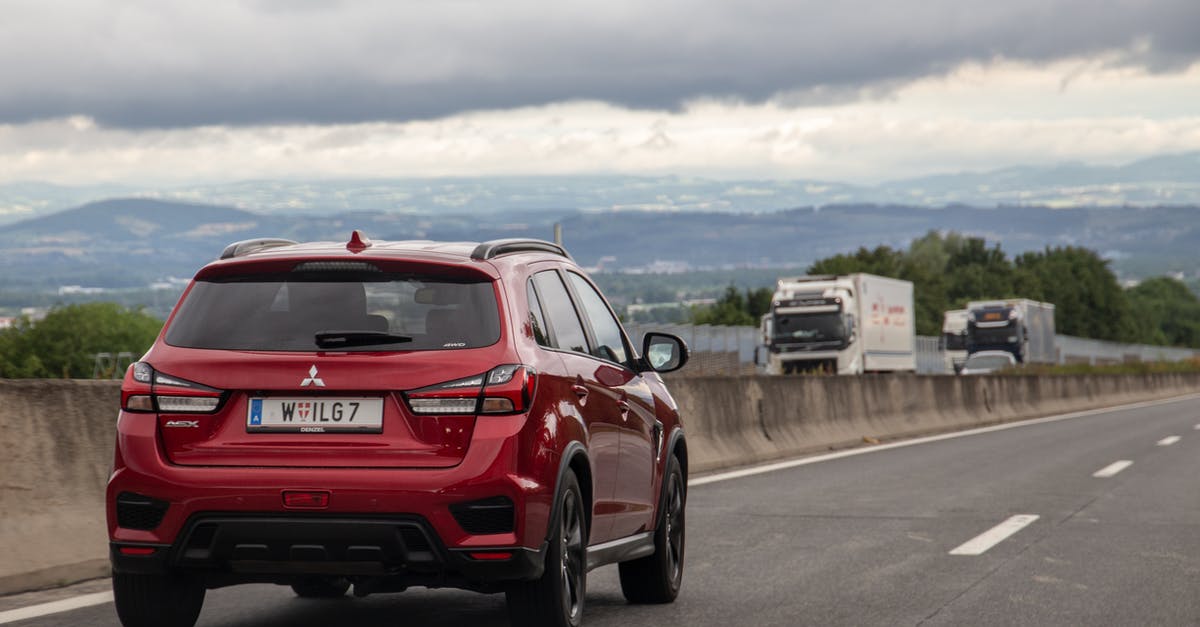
<box><xmin>247</xmin><ymin>397</ymin><xmax>384</xmax><ymax>433</ymax></box>
<box><xmin>983</xmin><ymin>312</ymin><xmax>1003</xmax><ymax>321</ymax></box>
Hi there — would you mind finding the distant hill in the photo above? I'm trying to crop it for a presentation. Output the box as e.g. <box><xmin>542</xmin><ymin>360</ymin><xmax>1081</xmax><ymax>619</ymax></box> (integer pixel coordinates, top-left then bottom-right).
<box><xmin>0</xmin><ymin>199</ymin><xmax>279</xmax><ymax>288</ymax></box>
<box><xmin>3</xmin><ymin>151</ymin><xmax>1200</xmax><ymax>226</ymax></box>
<box><xmin>1</xmin><ymin>198</ymin><xmax>1198</xmax><ymax>291</ymax></box>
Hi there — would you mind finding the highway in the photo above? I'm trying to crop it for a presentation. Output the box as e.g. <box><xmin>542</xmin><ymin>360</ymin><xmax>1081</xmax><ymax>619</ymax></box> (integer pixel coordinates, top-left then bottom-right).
<box><xmin>4</xmin><ymin>395</ymin><xmax>1200</xmax><ymax>626</ymax></box>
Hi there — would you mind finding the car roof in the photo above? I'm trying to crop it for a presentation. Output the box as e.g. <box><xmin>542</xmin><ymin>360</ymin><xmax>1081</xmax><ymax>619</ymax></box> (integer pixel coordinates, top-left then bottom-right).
<box><xmin>199</xmin><ymin>233</ymin><xmax>572</xmax><ymax>279</ymax></box>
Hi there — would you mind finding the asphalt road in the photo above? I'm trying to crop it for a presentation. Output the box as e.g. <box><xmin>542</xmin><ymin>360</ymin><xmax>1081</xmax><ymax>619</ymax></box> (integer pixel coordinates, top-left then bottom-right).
<box><xmin>6</xmin><ymin>394</ymin><xmax>1200</xmax><ymax>626</ymax></box>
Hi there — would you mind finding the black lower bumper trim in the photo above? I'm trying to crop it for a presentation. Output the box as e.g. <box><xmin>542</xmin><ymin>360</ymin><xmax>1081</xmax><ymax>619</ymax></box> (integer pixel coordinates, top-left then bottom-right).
<box><xmin>110</xmin><ymin>514</ymin><xmax>545</xmax><ymax>591</ymax></box>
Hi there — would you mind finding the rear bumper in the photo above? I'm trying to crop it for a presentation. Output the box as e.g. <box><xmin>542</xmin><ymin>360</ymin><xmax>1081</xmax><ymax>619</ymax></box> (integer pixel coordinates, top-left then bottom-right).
<box><xmin>107</xmin><ymin>410</ymin><xmax>558</xmax><ymax>587</ymax></box>
<box><xmin>110</xmin><ymin>514</ymin><xmax>545</xmax><ymax>589</ymax></box>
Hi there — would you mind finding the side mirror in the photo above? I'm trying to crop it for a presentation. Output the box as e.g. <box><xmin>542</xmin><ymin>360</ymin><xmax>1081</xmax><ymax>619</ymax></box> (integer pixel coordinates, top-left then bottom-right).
<box><xmin>640</xmin><ymin>332</ymin><xmax>689</xmax><ymax>373</ymax></box>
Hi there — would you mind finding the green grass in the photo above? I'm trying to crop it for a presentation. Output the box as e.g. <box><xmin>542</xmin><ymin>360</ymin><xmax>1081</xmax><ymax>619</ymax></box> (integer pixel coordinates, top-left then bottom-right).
<box><xmin>1008</xmin><ymin>359</ymin><xmax>1200</xmax><ymax>376</ymax></box>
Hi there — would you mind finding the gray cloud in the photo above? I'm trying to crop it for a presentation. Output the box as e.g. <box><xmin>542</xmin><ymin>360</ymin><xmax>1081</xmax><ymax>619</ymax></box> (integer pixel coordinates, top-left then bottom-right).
<box><xmin>2</xmin><ymin>0</ymin><xmax>1197</xmax><ymax>128</ymax></box>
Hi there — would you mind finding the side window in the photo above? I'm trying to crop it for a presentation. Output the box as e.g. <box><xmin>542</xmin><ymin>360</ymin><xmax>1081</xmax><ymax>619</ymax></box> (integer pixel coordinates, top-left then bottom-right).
<box><xmin>532</xmin><ymin>271</ymin><xmax>589</xmax><ymax>354</ymax></box>
<box><xmin>526</xmin><ymin>279</ymin><xmax>552</xmax><ymax>347</ymax></box>
<box><xmin>567</xmin><ymin>272</ymin><xmax>629</xmax><ymax>365</ymax></box>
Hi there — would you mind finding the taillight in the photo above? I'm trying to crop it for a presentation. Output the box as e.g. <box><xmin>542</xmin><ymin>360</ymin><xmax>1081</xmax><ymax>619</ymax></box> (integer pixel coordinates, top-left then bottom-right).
<box><xmin>404</xmin><ymin>365</ymin><xmax>536</xmax><ymax>416</ymax></box>
<box><xmin>121</xmin><ymin>362</ymin><xmax>224</xmax><ymax>414</ymax></box>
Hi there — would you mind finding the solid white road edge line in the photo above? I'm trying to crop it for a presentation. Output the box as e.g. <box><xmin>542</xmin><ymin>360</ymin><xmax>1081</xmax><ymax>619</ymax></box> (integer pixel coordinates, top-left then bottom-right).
<box><xmin>1157</xmin><ymin>435</ymin><xmax>1181</xmax><ymax>446</ymax></box>
<box><xmin>0</xmin><ymin>591</ymin><xmax>113</xmax><ymax>625</ymax></box>
<box><xmin>1092</xmin><ymin>460</ymin><xmax>1133</xmax><ymax>478</ymax></box>
<box><xmin>949</xmin><ymin>515</ymin><xmax>1040</xmax><ymax>556</ymax></box>
<box><xmin>689</xmin><ymin>392</ymin><xmax>1200</xmax><ymax>487</ymax></box>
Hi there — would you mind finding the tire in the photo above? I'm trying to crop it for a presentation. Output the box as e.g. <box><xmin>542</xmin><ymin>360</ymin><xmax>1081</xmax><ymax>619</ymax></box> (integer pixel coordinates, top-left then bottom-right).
<box><xmin>290</xmin><ymin>576</ymin><xmax>351</xmax><ymax>598</ymax></box>
<box><xmin>619</xmin><ymin>454</ymin><xmax>685</xmax><ymax>604</ymax></box>
<box><xmin>112</xmin><ymin>571</ymin><xmax>205</xmax><ymax>627</ymax></box>
<box><xmin>506</xmin><ymin>472</ymin><xmax>587</xmax><ymax>627</ymax></box>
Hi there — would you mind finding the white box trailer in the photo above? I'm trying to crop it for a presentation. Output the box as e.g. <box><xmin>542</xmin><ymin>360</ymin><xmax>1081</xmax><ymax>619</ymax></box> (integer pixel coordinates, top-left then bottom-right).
<box><xmin>965</xmin><ymin>299</ymin><xmax>1056</xmax><ymax>364</ymax></box>
<box><xmin>942</xmin><ymin>309</ymin><xmax>969</xmax><ymax>373</ymax></box>
<box><xmin>761</xmin><ymin>273</ymin><xmax>916</xmax><ymax>375</ymax></box>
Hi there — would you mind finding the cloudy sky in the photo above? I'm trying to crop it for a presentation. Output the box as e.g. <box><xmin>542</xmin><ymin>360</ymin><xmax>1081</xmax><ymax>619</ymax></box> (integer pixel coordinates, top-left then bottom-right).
<box><xmin>1</xmin><ymin>0</ymin><xmax>1199</xmax><ymax>185</ymax></box>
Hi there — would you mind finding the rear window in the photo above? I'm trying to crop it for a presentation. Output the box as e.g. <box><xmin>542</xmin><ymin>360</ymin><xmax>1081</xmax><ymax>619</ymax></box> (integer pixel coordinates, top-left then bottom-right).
<box><xmin>165</xmin><ymin>271</ymin><xmax>500</xmax><ymax>352</ymax></box>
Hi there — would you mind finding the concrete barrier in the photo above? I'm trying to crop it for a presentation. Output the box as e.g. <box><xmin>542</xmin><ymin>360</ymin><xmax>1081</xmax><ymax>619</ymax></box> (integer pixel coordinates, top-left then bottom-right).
<box><xmin>1</xmin><ymin>373</ymin><xmax>1197</xmax><ymax>595</ymax></box>
<box><xmin>671</xmin><ymin>373</ymin><xmax>1200</xmax><ymax>473</ymax></box>
<box><xmin>0</xmin><ymin>380</ymin><xmax>118</xmax><ymax>595</ymax></box>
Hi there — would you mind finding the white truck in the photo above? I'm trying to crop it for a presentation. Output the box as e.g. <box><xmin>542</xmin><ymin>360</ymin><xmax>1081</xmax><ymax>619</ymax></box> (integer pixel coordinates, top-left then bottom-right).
<box><xmin>942</xmin><ymin>309</ymin><xmax>969</xmax><ymax>373</ymax></box>
<box><xmin>760</xmin><ymin>273</ymin><xmax>916</xmax><ymax>375</ymax></box>
<box><xmin>965</xmin><ymin>298</ymin><xmax>1056</xmax><ymax>364</ymax></box>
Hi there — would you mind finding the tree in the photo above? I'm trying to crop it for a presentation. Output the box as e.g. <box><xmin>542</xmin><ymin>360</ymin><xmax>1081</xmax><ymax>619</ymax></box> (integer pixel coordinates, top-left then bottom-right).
<box><xmin>1014</xmin><ymin>247</ymin><xmax>1134</xmax><ymax>341</ymax></box>
<box><xmin>1125</xmin><ymin>277</ymin><xmax>1200</xmax><ymax>348</ymax></box>
<box><xmin>0</xmin><ymin>303</ymin><xmax>162</xmax><ymax>378</ymax></box>
<box><xmin>801</xmin><ymin>233</ymin><xmax>1163</xmax><ymax>344</ymax></box>
<box><xmin>944</xmin><ymin>238</ymin><xmax>1015</xmax><ymax>306</ymax></box>
<box><xmin>692</xmin><ymin>286</ymin><xmax>773</xmax><ymax>326</ymax></box>
<box><xmin>808</xmin><ymin>245</ymin><xmax>904</xmax><ymax>277</ymax></box>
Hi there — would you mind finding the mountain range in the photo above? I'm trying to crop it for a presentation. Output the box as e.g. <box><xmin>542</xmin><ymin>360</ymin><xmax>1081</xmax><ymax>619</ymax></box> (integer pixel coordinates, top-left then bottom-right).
<box><xmin>1</xmin><ymin>198</ymin><xmax>1197</xmax><ymax>293</ymax></box>
<box><xmin>2</xmin><ymin>152</ymin><xmax>1199</xmax><ymax>227</ymax></box>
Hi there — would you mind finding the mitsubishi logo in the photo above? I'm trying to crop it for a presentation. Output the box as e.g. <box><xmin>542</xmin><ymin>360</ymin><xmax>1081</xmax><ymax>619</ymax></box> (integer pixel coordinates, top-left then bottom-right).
<box><xmin>301</xmin><ymin>365</ymin><xmax>325</xmax><ymax>387</ymax></box>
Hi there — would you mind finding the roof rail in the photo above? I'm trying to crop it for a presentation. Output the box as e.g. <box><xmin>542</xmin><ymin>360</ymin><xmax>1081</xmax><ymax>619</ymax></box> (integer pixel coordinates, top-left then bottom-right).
<box><xmin>470</xmin><ymin>238</ymin><xmax>571</xmax><ymax>261</ymax></box>
<box><xmin>219</xmin><ymin>238</ymin><xmax>298</xmax><ymax>260</ymax></box>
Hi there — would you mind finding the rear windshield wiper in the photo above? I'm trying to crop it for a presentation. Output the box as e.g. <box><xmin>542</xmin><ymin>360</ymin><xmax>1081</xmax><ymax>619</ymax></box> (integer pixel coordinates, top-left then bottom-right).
<box><xmin>315</xmin><ymin>330</ymin><xmax>414</xmax><ymax>349</ymax></box>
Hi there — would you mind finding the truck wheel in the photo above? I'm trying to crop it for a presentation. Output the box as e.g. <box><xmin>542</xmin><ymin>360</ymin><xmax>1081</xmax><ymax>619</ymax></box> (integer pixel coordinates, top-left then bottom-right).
<box><xmin>506</xmin><ymin>472</ymin><xmax>587</xmax><ymax>627</ymax></box>
<box><xmin>112</xmin><ymin>571</ymin><xmax>205</xmax><ymax>627</ymax></box>
<box><xmin>290</xmin><ymin>576</ymin><xmax>350</xmax><ymax>598</ymax></box>
<box><xmin>618</xmin><ymin>454</ymin><xmax>685</xmax><ymax>603</ymax></box>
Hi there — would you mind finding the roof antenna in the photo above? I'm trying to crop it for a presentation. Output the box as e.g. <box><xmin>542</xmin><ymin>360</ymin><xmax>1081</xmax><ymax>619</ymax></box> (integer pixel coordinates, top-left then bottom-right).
<box><xmin>553</xmin><ymin>223</ymin><xmax>562</xmax><ymax>247</ymax></box>
<box><xmin>347</xmin><ymin>230</ymin><xmax>373</xmax><ymax>252</ymax></box>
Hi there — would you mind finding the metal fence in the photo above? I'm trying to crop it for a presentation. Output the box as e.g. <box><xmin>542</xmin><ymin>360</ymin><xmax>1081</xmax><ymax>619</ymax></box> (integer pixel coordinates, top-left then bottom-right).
<box><xmin>624</xmin><ymin>323</ymin><xmax>1200</xmax><ymax>376</ymax></box>
<box><xmin>623</xmin><ymin>323</ymin><xmax>760</xmax><ymax>376</ymax></box>
<box><xmin>1055</xmin><ymin>335</ymin><xmax>1200</xmax><ymax>366</ymax></box>
<box><xmin>914</xmin><ymin>336</ymin><xmax>945</xmax><ymax>374</ymax></box>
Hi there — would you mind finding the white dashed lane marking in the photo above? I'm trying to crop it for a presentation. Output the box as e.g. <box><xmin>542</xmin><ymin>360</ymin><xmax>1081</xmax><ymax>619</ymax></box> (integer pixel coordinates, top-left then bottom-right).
<box><xmin>1157</xmin><ymin>436</ymin><xmax>1181</xmax><ymax>446</ymax></box>
<box><xmin>949</xmin><ymin>515</ymin><xmax>1040</xmax><ymax>556</ymax></box>
<box><xmin>1092</xmin><ymin>460</ymin><xmax>1133</xmax><ymax>478</ymax></box>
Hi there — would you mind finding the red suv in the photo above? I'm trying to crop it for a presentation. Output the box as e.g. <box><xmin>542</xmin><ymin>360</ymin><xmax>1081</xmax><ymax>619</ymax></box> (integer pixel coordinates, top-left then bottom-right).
<box><xmin>106</xmin><ymin>233</ymin><xmax>689</xmax><ymax>627</ymax></box>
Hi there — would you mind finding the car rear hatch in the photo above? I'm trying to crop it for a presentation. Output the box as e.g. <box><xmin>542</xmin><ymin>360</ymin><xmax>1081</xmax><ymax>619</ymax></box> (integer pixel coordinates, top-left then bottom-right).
<box><xmin>144</xmin><ymin>257</ymin><xmax>516</xmax><ymax>469</ymax></box>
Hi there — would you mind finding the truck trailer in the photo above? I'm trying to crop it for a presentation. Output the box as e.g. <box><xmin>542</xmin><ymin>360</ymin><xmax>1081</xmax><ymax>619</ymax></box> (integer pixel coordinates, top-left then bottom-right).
<box><xmin>761</xmin><ymin>273</ymin><xmax>916</xmax><ymax>375</ymax></box>
<box><xmin>942</xmin><ymin>309</ymin><xmax>969</xmax><ymax>373</ymax></box>
<box><xmin>965</xmin><ymin>298</ymin><xmax>1056</xmax><ymax>364</ymax></box>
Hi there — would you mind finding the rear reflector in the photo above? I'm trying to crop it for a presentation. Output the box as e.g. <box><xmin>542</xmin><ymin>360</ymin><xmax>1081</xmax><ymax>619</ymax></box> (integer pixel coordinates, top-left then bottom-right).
<box><xmin>124</xmin><ymin>395</ymin><xmax>154</xmax><ymax>411</ymax></box>
<box><xmin>467</xmin><ymin>551</ymin><xmax>513</xmax><ymax>561</ymax></box>
<box><xmin>282</xmin><ymin>490</ymin><xmax>330</xmax><ymax>509</ymax></box>
<box><xmin>480</xmin><ymin>397</ymin><xmax>515</xmax><ymax>413</ymax></box>
<box><xmin>118</xmin><ymin>546</ymin><xmax>158</xmax><ymax>556</ymax></box>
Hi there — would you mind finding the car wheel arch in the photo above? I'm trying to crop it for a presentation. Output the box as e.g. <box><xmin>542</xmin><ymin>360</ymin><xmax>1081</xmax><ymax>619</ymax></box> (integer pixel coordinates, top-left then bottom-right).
<box><xmin>658</xmin><ymin>429</ymin><xmax>688</xmax><ymax>523</ymax></box>
<box><xmin>547</xmin><ymin>441</ymin><xmax>593</xmax><ymax>547</ymax></box>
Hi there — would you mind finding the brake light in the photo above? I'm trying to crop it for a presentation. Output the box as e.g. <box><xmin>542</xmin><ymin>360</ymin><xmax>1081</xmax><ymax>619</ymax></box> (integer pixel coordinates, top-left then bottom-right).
<box><xmin>404</xmin><ymin>365</ymin><xmax>536</xmax><ymax>416</ymax></box>
<box><xmin>118</xmin><ymin>546</ymin><xmax>158</xmax><ymax>556</ymax></box>
<box><xmin>121</xmin><ymin>362</ymin><xmax>223</xmax><ymax>414</ymax></box>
